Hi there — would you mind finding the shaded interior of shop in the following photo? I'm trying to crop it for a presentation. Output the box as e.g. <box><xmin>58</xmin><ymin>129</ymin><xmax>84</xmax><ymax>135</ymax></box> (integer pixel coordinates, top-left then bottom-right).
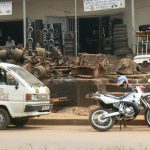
<box><xmin>0</xmin><ymin>21</ymin><xmax>23</xmax><ymax>46</ymax></box>
<box><xmin>79</xmin><ymin>16</ymin><xmax>123</xmax><ymax>54</ymax></box>
<box><xmin>0</xmin><ymin>14</ymin><xmax>123</xmax><ymax>55</ymax></box>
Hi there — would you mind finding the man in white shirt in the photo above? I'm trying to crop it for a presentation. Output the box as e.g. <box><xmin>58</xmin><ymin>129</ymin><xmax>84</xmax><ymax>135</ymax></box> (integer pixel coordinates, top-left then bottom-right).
<box><xmin>5</xmin><ymin>36</ymin><xmax>15</xmax><ymax>51</ymax></box>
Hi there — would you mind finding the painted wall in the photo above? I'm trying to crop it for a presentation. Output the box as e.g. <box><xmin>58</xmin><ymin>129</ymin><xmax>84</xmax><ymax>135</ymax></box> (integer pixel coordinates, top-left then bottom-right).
<box><xmin>0</xmin><ymin>0</ymin><xmax>23</xmax><ymax>21</ymax></box>
<box><xmin>0</xmin><ymin>0</ymin><xmax>150</xmax><ymax>53</ymax></box>
<box><xmin>0</xmin><ymin>0</ymin><xmax>125</xmax><ymax>21</ymax></box>
<box><xmin>124</xmin><ymin>0</ymin><xmax>150</xmax><ymax>50</ymax></box>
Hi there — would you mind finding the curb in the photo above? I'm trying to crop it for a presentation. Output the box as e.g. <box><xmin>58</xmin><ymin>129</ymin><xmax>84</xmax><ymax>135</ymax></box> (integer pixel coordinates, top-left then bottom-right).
<box><xmin>28</xmin><ymin>118</ymin><xmax>146</xmax><ymax>126</ymax></box>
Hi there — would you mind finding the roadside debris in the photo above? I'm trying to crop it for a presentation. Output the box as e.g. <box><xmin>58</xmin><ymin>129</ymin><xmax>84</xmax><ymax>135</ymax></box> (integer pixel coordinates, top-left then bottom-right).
<box><xmin>0</xmin><ymin>46</ymin><xmax>147</xmax><ymax>79</ymax></box>
<box><xmin>72</xmin><ymin>53</ymin><xmax>110</xmax><ymax>78</ymax></box>
<box><xmin>116</xmin><ymin>58</ymin><xmax>145</xmax><ymax>75</ymax></box>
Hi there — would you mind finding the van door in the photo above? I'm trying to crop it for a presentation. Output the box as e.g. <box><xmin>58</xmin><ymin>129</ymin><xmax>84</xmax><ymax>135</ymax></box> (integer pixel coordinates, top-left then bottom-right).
<box><xmin>0</xmin><ymin>68</ymin><xmax>25</xmax><ymax>114</ymax></box>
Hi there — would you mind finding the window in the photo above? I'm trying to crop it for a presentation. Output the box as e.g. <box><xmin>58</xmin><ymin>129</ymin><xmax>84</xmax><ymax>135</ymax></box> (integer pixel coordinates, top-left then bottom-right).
<box><xmin>0</xmin><ymin>68</ymin><xmax>16</xmax><ymax>86</ymax></box>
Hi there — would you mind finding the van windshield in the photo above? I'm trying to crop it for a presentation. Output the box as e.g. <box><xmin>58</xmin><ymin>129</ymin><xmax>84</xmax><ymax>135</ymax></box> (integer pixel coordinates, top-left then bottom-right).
<box><xmin>8</xmin><ymin>66</ymin><xmax>44</xmax><ymax>86</ymax></box>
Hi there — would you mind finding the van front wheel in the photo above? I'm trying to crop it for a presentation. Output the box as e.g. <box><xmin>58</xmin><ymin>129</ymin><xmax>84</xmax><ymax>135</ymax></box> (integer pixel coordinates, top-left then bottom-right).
<box><xmin>0</xmin><ymin>108</ymin><xmax>10</xmax><ymax>129</ymax></box>
<box><xmin>12</xmin><ymin>118</ymin><xmax>29</xmax><ymax>127</ymax></box>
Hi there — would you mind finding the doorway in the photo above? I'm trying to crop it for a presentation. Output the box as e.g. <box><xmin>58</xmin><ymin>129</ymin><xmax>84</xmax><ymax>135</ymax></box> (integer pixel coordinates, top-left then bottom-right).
<box><xmin>0</xmin><ymin>21</ymin><xmax>23</xmax><ymax>46</ymax></box>
<box><xmin>79</xmin><ymin>17</ymin><xmax>99</xmax><ymax>54</ymax></box>
<box><xmin>78</xmin><ymin>16</ymin><xmax>123</xmax><ymax>54</ymax></box>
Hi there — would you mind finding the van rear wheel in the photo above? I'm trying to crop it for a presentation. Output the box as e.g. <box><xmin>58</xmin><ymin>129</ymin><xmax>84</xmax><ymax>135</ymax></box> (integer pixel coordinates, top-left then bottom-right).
<box><xmin>0</xmin><ymin>108</ymin><xmax>10</xmax><ymax>129</ymax></box>
<box><xmin>12</xmin><ymin>118</ymin><xmax>29</xmax><ymax>127</ymax></box>
<box><xmin>142</xmin><ymin>61</ymin><xmax>148</xmax><ymax>67</ymax></box>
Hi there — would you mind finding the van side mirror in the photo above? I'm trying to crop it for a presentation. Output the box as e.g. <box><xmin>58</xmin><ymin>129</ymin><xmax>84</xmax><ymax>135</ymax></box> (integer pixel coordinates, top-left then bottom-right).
<box><xmin>15</xmin><ymin>81</ymin><xmax>19</xmax><ymax>90</ymax></box>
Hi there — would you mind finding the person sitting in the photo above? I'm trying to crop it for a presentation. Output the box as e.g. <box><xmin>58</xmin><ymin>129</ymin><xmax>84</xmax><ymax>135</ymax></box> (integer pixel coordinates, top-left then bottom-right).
<box><xmin>5</xmin><ymin>36</ymin><xmax>15</xmax><ymax>51</ymax></box>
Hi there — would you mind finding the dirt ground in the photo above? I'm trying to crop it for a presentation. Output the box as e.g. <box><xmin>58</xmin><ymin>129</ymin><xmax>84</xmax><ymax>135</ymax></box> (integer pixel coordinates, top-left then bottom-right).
<box><xmin>51</xmin><ymin>105</ymin><xmax>98</xmax><ymax>116</ymax></box>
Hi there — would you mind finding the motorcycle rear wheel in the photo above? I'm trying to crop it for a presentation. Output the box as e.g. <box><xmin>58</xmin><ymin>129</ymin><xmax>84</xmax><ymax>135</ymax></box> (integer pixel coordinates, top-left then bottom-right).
<box><xmin>145</xmin><ymin>110</ymin><xmax>150</xmax><ymax>127</ymax></box>
<box><xmin>89</xmin><ymin>108</ymin><xmax>115</xmax><ymax>132</ymax></box>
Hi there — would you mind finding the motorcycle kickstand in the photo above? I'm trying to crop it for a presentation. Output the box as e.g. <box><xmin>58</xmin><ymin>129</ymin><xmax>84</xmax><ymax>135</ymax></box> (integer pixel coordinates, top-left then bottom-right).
<box><xmin>119</xmin><ymin>120</ymin><xmax>127</xmax><ymax>130</ymax></box>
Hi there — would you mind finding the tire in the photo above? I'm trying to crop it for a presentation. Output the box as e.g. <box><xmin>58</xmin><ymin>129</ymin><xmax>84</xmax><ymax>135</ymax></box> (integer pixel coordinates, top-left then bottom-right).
<box><xmin>113</xmin><ymin>28</ymin><xmax>127</xmax><ymax>32</ymax></box>
<box><xmin>12</xmin><ymin>118</ymin><xmax>29</xmax><ymax>127</ymax></box>
<box><xmin>0</xmin><ymin>108</ymin><xmax>10</xmax><ymax>129</ymax></box>
<box><xmin>145</xmin><ymin>110</ymin><xmax>150</xmax><ymax>127</ymax></box>
<box><xmin>113</xmin><ymin>37</ymin><xmax>128</xmax><ymax>42</ymax></box>
<box><xmin>113</xmin><ymin>31</ymin><xmax>127</xmax><ymax>36</ymax></box>
<box><xmin>114</xmin><ymin>24</ymin><xmax>127</xmax><ymax>28</ymax></box>
<box><xmin>114</xmin><ymin>47</ymin><xmax>131</xmax><ymax>55</ymax></box>
<box><xmin>113</xmin><ymin>33</ymin><xmax>128</xmax><ymax>39</ymax></box>
<box><xmin>89</xmin><ymin>108</ymin><xmax>115</xmax><ymax>132</ymax></box>
<box><xmin>113</xmin><ymin>41</ymin><xmax>128</xmax><ymax>49</ymax></box>
<box><xmin>114</xmin><ymin>50</ymin><xmax>131</xmax><ymax>55</ymax></box>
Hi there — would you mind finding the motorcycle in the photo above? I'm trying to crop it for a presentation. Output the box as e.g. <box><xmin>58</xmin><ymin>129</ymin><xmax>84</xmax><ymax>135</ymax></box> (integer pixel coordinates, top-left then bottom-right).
<box><xmin>89</xmin><ymin>85</ymin><xmax>150</xmax><ymax>131</ymax></box>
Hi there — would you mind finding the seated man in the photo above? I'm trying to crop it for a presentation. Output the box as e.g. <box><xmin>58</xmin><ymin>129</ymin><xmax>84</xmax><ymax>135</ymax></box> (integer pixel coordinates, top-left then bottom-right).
<box><xmin>5</xmin><ymin>36</ymin><xmax>15</xmax><ymax>51</ymax></box>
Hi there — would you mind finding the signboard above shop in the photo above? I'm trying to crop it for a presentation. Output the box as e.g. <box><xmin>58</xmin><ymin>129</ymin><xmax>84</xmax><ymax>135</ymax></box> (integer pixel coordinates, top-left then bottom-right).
<box><xmin>0</xmin><ymin>1</ymin><xmax>12</xmax><ymax>15</ymax></box>
<box><xmin>83</xmin><ymin>0</ymin><xmax>125</xmax><ymax>12</ymax></box>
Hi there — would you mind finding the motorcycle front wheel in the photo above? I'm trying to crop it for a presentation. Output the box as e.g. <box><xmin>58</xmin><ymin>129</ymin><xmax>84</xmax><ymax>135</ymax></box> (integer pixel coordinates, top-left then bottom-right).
<box><xmin>145</xmin><ymin>110</ymin><xmax>150</xmax><ymax>127</ymax></box>
<box><xmin>89</xmin><ymin>108</ymin><xmax>115</xmax><ymax>132</ymax></box>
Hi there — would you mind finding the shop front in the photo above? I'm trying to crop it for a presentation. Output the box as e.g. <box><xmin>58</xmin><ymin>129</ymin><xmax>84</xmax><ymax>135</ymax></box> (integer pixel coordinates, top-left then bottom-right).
<box><xmin>0</xmin><ymin>0</ymin><xmax>149</xmax><ymax>55</ymax></box>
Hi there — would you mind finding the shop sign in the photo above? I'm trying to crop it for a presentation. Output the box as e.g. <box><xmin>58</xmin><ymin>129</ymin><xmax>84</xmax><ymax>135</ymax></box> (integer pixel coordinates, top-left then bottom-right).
<box><xmin>0</xmin><ymin>1</ymin><xmax>12</xmax><ymax>15</ymax></box>
<box><xmin>83</xmin><ymin>0</ymin><xmax>125</xmax><ymax>12</ymax></box>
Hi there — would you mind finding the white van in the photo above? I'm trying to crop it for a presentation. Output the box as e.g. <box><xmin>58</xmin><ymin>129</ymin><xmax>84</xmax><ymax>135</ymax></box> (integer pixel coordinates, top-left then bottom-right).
<box><xmin>133</xmin><ymin>54</ymin><xmax>150</xmax><ymax>65</ymax></box>
<box><xmin>0</xmin><ymin>63</ymin><xmax>52</xmax><ymax>129</ymax></box>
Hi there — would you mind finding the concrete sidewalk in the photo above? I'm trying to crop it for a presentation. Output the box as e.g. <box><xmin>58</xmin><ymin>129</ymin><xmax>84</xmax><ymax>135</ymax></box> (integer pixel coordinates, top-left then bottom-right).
<box><xmin>28</xmin><ymin>113</ymin><xmax>146</xmax><ymax>126</ymax></box>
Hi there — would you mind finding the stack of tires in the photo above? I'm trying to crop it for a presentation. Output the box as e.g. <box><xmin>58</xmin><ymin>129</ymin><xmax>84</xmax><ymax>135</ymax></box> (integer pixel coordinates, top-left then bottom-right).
<box><xmin>113</xmin><ymin>24</ymin><xmax>131</xmax><ymax>55</ymax></box>
<box><xmin>64</xmin><ymin>32</ymin><xmax>75</xmax><ymax>56</ymax></box>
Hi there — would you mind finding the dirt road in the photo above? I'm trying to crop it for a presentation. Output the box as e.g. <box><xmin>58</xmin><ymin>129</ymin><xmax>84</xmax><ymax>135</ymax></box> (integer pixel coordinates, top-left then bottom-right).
<box><xmin>0</xmin><ymin>125</ymin><xmax>150</xmax><ymax>150</ymax></box>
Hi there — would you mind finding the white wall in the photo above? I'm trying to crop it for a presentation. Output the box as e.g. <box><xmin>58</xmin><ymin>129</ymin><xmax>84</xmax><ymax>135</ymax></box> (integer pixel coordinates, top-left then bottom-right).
<box><xmin>0</xmin><ymin>0</ymin><xmax>23</xmax><ymax>21</ymax></box>
<box><xmin>1</xmin><ymin>0</ymin><xmax>150</xmax><ymax>53</ymax></box>
<box><xmin>0</xmin><ymin>0</ymin><xmax>125</xmax><ymax>21</ymax></box>
<box><xmin>124</xmin><ymin>0</ymin><xmax>150</xmax><ymax>50</ymax></box>
<box><xmin>134</xmin><ymin>0</ymin><xmax>150</xmax><ymax>28</ymax></box>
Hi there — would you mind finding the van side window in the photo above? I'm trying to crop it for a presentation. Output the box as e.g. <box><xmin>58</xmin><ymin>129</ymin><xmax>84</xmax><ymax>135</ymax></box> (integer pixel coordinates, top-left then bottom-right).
<box><xmin>0</xmin><ymin>68</ymin><xmax>16</xmax><ymax>86</ymax></box>
<box><xmin>6</xmin><ymin>72</ymin><xmax>16</xmax><ymax>86</ymax></box>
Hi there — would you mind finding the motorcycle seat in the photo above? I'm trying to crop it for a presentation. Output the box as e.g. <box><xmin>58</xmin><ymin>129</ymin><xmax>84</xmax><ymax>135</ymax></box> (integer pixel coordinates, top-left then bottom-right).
<box><xmin>103</xmin><ymin>93</ymin><xmax>131</xmax><ymax>100</ymax></box>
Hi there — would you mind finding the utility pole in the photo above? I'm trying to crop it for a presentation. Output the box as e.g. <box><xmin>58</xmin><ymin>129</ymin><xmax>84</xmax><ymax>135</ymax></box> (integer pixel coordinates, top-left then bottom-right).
<box><xmin>75</xmin><ymin>0</ymin><xmax>78</xmax><ymax>57</ymax></box>
<box><xmin>131</xmin><ymin>0</ymin><xmax>135</xmax><ymax>54</ymax></box>
<box><xmin>23</xmin><ymin>0</ymin><xmax>26</xmax><ymax>49</ymax></box>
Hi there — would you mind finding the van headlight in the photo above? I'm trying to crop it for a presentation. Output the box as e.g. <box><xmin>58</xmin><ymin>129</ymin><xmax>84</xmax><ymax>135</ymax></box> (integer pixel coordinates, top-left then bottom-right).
<box><xmin>32</xmin><ymin>94</ymin><xmax>38</xmax><ymax>101</ymax></box>
<box><xmin>26</xmin><ymin>94</ymin><xmax>50</xmax><ymax>101</ymax></box>
<box><xmin>26</xmin><ymin>94</ymin><xmax>38</xmax><ymax>101</ymax></box>
<box><xmin>47</xmin><ymin>94</ymin><xmax>50</xmax><ymax>100</ymax></box>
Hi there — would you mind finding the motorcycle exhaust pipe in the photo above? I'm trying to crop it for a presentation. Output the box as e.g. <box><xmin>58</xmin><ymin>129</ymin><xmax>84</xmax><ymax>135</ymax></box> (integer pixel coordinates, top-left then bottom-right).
<box><xmin>103</xmin><ymin>112</ymin><xmax>120</xmax><ymax>118</ymax></box>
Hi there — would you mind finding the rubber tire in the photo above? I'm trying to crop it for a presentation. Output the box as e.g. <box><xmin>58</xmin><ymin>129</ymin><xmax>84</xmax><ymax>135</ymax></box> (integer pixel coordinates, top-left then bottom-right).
<box><xmin>12</xmin><ymin>118</ymin><xmax>29</xmax><ymax>127</ymax></box>
<box><xmin>0</xmin><ymin>108</ymin><xmax>10</xmax><ymax>129</ymax></box>
<box><xmin>115</xmin><ymin>48</ymin><xmax>131</xmax><ymax>55</ymax></box>
<box><xmin>113</xmin><ymin>33</ymin><xmax>128</xmax><ymax>39</ymax></box>
<box><xmin>89</xmin><ymin>108</ymin><xmax>115</xmax><ymax>132</ymax></box>
<box><xmin>113</xmin><ymin>41</ymin><xmax>128</xmax><ymax>49</ymax></box>
<box><xmin>145</xmin><ymin>110</ymin><xmax>150</xmax><ymax>127</ymax></box>
<box><xmin>114</xmin><ymin>50</ymin><xmax>131</xmax><ymax>55</ymax></box>
<box><xmin>113</xmin><ymin>37</ymin><xmax>128</xmax><ymax>42</ymax></box>
<box><xmin>113</xmin><ymin>28</ymin><xmax>127</xmax><ymax>32</ymax></box>
<box><xmin>113</xmin><ymin>31</ymin><xmax>127</xmax><ymax>36</ymax></box>
<box><xmin>114</xmin><ymin>24</ymin><xmax>127</xmax><ymax>28</ymax></box>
